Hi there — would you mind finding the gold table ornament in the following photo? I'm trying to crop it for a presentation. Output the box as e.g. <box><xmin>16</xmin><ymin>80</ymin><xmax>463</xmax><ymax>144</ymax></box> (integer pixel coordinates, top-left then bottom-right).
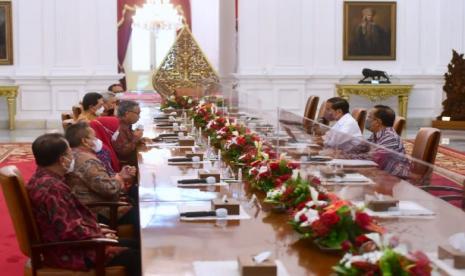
<box><xmin>0</xmin><ymin>85</ymin><xmax>18</xmax><ymax>130</ymax></box>
<box><xmin>152</xmin><ymin>25</ymin><xmax>219</xmax><ymax>99</ymax></box>
<box><xmin>336</xmin><ymin>84</ymin><xmax>414</xmax><ymax>120</ymax></box>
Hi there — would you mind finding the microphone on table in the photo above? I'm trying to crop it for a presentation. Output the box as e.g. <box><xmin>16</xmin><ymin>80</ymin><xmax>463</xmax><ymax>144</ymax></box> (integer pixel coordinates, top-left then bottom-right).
<box><xmin>168</xmin><ymin>157</ymin><xmax>193</xmax><ymax>162</ymax></box>
<box><xmin>158</xmin><ymin>133</ymin><xmax>178</xmax><ymax>138</ymax></box>
<box><xmin>180</xmin><ymin>208</ymin><xmax>228</xmax><ymax>218</ymax></box>
<box><xmin>177</xmin><ymin>176</ymin><xmax>216</xmax><ymax>184</ymax></box>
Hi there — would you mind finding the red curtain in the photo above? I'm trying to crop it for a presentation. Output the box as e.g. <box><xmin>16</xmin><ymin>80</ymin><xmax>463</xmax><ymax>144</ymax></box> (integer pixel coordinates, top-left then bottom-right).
<box><xmin>117</xmin><ymin>0</ymin><xmax>192</xmax><ymax>89</ymax></box>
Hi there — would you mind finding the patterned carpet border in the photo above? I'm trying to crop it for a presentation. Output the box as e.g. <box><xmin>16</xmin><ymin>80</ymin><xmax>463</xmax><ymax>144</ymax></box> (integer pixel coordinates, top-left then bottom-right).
<box><xmin>0</xmin><ymin>143</ymin><xmax>34</xmax><ymax>164</ymax></box>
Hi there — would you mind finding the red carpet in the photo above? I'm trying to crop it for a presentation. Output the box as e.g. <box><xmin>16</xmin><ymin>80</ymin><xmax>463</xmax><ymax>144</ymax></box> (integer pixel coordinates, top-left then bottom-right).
<box><xmin>0</xmin><ymin>143</ymin><xmax>36</xmax><ymax>275</ymax></box>
<box><xmin>121</xmin><ymin>91</ymin><xmax>161</xmax><ymax>103</ymax></box>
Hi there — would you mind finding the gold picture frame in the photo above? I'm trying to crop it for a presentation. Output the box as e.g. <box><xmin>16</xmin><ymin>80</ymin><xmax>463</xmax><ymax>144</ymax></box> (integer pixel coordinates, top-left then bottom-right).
<box><xmin>0</xmin><ymin>2</ymin><xmax>13</xmax><ymax>65</ymax></box>
<box><xmin>343</xmin><ymin>1</ymin><xmax>396</xmax><ymax>60</ymax></box>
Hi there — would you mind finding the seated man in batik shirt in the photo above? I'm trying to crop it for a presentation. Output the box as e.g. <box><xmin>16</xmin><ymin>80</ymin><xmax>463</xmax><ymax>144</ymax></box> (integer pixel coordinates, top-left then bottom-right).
<box><xmin>27</xmin><ymin>133</ymin><xmax>140</xmax><ymax>274</ymax></box>
<box><xmin>64</xmin><ymin>122</ymin><xmax>138</xmax><ymax>230</ymax></box>
<box><xmin>112</xmin><ymin>100</ymin><xmax>144</xmax><ymax>167</ymax></box>
<box><xmin>351</xmin><ymin>105</ymin><xmax>411</xmax><ymax>178</ymax></box>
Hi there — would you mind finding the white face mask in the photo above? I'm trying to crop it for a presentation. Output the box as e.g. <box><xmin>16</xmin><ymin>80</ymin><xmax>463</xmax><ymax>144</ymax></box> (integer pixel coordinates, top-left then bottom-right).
<box><xmin>64</xmin><ymin>157</ymin><xmax>75</xmax><ymax>173</ymax></box>
<box><xmin>115</xmin><ymin>93</ymin><xmax>124</xmax><ymax>100</ymax></box>
<box><xmin>112</xmin><ymin>130</ymin><xmax>119</xmax><ymax>141</ymax></box>
<box><xmin>92</xmin><ymin>138</ymin><xmax>103</xmax><ymax>153</ymax></box>
<box><xmin>95</xmin><ymin>106</ymin><xmax>105</xmax><ymax>116</ymax></box>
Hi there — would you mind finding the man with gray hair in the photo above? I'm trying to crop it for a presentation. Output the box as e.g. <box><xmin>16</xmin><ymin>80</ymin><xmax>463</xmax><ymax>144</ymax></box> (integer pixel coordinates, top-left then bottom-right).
<box><xmin>100</xmin><ymin>91</ymin><xmax>117</xmax><ymax>116</ymax></box>
<box><xmin>112</xmin><ymin>100</ymin><xmax>143</xmax><ymax>166</ymax></box>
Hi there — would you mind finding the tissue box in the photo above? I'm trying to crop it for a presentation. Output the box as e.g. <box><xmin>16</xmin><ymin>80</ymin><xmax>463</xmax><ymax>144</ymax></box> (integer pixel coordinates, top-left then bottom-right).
<box><xmin>212</xmin><ymin>198</ymin><xmax>240</xmax><ymax>215</ymax></box>
<box><xmin>365</xmin><ymin>195</ymin><xmax>399</xmax><ymax>212</ymax></box>
<box><xmin>438</xmin><ymin>244</ymin><xmax>465</xmax><ymax>269</ymax></box>
<box><xmin>179</xmin><ymin>137</ymin><xmax>195</xmax><ymax>146</ymax></box>
<box><xmin>238</xmin><ymin>255</ymin><xmax>277</xmax><ymax>276</ymax></box>
<box><xmin>186</xmin><ymin>151</ymin><xmax>204</xmax><ymax>161</ymax></box>
<box><xmin>198</xmin><ymin>170</ymin><xmax>220</xmax><ymax>182</ymax></box>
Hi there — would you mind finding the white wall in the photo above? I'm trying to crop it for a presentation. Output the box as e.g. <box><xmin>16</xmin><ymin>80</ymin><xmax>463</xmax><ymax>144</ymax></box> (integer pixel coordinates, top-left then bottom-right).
<box><xmin>0</xmin><ymin>0</ymin><xmax>121</xmax><ymax>128</ymax></box>
<box><xmin>237</xmin><ymin>0</ymin><xmax>465</xmax><ymax>125</ymax></box>
<box><xmin>191</xmin><ymin>0</ymin><xmax>220</xmax><ymax>72</ymax></box>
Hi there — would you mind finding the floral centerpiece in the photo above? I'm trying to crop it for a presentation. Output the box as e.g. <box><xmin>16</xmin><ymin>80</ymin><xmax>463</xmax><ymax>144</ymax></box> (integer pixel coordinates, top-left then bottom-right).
<box><xmin>291</xmin><ymin>190</ymin><xmax>384</xmax><ymax>250</ymax></box>
<box><xmin>191</xmin><ymin>103</ymin><xmax>219</xmax><ymax>128</ymax></box>
<box><xmin>223</xmin><ymin>132</ymin><xmax>261</xmax><ymax>163</ymax></box>
<box><xmin>264</xmin><ymin>176</ymin><xmax>323</xmax><ymax>209</ymax></box>
<box><xmin>161</xmin><ymin>93</ymin><xmax>198</xmax><ymax>110</ymax></box>
<box><xmin>248</xmin><ymin>154</ymin><xmax>299</xmax><ymax>192</ymax></box>
<box><xmin>210</xmin><ymin>122</ymin><xmax>247</xmax><ymax>149</ymax></box>
<box><xmin>237</xmin><ymin>140</ymin><xmax>277</xmax><ymax>167</ymax></box>
<box><xmin>333</xmin><ymin>233</ymin><xmax>435</xmax><ymax>275</ymax></box>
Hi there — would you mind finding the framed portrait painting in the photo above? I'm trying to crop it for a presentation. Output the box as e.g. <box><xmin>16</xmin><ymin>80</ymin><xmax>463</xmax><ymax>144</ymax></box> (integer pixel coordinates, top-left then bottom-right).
<box><xmin>0</xmin><ymin>2</ymin><xmax>12</xmax><ymax>65</ymax></box>
<box><xmin>343</xmin><ymin>1</ymin><xmax>396</xmax><ymax>60</ymax></box>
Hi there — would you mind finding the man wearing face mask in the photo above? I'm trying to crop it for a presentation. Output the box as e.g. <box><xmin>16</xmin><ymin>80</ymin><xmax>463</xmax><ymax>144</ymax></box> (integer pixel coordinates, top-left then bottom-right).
<box><xmin>100</xmin><ymin>91</ymin><xmax>118</xmax><ymax>116</ymax></box>
<box><xmin>27</xmin><ymin>133</ymin><xmax>141</xmax><ymax>274</ymax></box>
<box><xmin>65</xmin><ymin>122</ymin><xmax>138</xmax><ymax>229</ymax></box>
<box><xmin>364</xmin><ymin>105</ymin><xmax>410</xmax><ymax>178</ymax></box>
<box><xmin>77</xmin><ymin>92</ymin><xmax>105</xmax><ymax>121</ymax></box>
<box><xmin>323</xmin><ymin>97</ymin><xmax>362</xmax><ymax>148</ymax></box>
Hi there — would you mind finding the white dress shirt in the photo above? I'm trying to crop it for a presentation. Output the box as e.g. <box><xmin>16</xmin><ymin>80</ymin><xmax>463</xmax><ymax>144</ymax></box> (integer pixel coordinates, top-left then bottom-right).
<box><xmin>324</xmin><ymin>113</ymin><xmax>362</xmax><ymax>148</ymax></box>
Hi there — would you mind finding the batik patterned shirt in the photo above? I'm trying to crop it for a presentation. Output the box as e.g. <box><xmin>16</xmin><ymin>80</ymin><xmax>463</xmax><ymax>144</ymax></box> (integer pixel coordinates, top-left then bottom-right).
<box><xmin>111</xmin><ymin>120</ymin><xmax>139</xmax><ymax>166</ymax></box>
<box><xmin>368</xmin><ymin>127</ymin><xmax>411</xmax><ymax>178</ymax></box>
<box><xmin>27</xmin><ymin>167</ymin><xmax>102</xmax><ymax>270</ymax></box>
<box><xmin>66</xmin><ymin>148</ymin><xmax>121</xmax><ymax>218</ymax></box>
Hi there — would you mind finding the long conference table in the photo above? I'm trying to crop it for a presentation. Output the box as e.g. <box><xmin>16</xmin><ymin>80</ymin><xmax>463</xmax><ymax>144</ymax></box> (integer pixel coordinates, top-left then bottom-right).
<box><xmin>136</xmin><ymin>103</ymin><xmax>465</xmax><ymax>275</ymax></box>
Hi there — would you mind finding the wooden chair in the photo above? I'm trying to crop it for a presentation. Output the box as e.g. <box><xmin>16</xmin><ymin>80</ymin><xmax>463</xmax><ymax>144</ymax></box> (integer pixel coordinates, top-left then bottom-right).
<box><xmin>61</xmin><ymin>113</ymin><xmax>75</xmax><ymax>131</ymax></box>
<box><xmin>351</xmin><ymin>108</ymin><xmax>367</xmax><ymax>133</ymax></box>
<box><xmin>303</xmin><ymin>96</ymin><xmax>319</xmax><ymax>132</ymax></box>
<box><xmin>0</xmin><ymin>166</ymin><xmax>126</xmax><ymax>276</ymax></box>
<box><xmin>72</xmin><ymin>105</ymin><xmax>83</xmax><ymax>121</ymax></box>
<box><xmin>316</xmin><ymin>100</ymin><xmax>329</xmax><ymax>125</ymax></box>
<box><xmin>393</xmin><ymin>116</ymin><xmax>406</xmax><ymax>136</ymax></box>
<box><xmin>410</xmin><ymin>128</ymin><xmax>441</xmax><ymax>185</ymax></box>
<box><xmin>303</xmin><ymin>96</ymin><xmax>319</xmax><ymax>121</ymax></box>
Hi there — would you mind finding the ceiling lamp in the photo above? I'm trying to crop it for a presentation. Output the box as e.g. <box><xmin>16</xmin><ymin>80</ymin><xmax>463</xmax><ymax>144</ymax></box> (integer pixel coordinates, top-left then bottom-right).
<box><xmin>132</xmin><ymin>0</ymin><xmax>183</xmax><ymax>33</ymax></box>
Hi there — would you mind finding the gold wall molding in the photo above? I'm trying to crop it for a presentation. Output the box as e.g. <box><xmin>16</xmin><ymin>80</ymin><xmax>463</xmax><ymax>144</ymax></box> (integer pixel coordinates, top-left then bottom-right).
<box><xmin>0</xmin><ymin>85</ymin><xmax>18</xmax><ymax>129</ymax></box>
<box><xmin>336</xmin><ymin>84</ymin><xmax>413</xmax><ymax>120</ymax></box>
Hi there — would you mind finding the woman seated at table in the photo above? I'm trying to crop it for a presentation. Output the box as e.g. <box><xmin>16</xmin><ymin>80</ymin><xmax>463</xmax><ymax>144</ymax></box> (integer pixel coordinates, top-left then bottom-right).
<box><xmin>89</xmin><ymin>117</ymin><xmax>121</xmax><ymax>173</ymax></box>
<box><xmin>100</xmin><ymin>91</ymin><xmax>118</xmax><ymax>117</ymax></box>
<box><xmin>64</xmin><ymin>122</ymin><xmax>139</xmax><ymax>229</ymax></box>
<box><xmin>112</xmin><ymin>100</ymin><xmax>144</xmax><ymax>167</ymax></box>
<box><xmin>28</xmin><ymin>133</ymin><xmax>140</xmax><ymax>275</ymax></box>
<box><xmin>77</xmin><ymin>92</ymin><xmax>105</xmax><ymax>122</ymax></box>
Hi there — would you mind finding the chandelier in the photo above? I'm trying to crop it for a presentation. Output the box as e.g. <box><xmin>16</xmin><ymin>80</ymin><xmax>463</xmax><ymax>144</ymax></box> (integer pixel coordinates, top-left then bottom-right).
<box><xmin>132</xmin><ymin>0</ymin><xmax>183</xmax><ymax>32</ymax></box>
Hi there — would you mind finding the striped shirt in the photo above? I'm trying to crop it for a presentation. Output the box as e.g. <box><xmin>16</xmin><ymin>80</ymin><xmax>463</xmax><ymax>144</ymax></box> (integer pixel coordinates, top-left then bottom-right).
<box><xmin>368</xmin><ymin>127</ymin><xmax>410</xmax><ymax>178</ymax></box>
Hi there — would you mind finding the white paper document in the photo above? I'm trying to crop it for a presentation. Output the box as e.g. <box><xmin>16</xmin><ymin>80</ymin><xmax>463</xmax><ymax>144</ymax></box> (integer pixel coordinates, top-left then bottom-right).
<box><xmin>354</xmin><ymin>201</ymin><xmax>436</xmax><ymax>218</ymax></box>
<box><xmin>427</xmin><ymin>252</ymin><xmax>465</xmax><ymax>276</ymax></box>
<box><xmin>328</xmin><ymin>159</ymin><xmax>378</xmax><ymax>167</ymax></box>
<box><xmin>322</xmin><ymin>173</ymin><xmax>374</xmax><ymax>186</ymax></box>
<box><xmin>193</xmin><ymin>260</ymin><xmax>289</xmax><ymax>276</ymax></box>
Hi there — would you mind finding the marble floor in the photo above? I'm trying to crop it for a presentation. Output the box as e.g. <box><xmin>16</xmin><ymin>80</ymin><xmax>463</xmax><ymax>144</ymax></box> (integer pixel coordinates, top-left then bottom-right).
<box><xmin>1</xmin><ymin>126</ymin><xmax>465</xmax><ymax>153</ymax></box>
